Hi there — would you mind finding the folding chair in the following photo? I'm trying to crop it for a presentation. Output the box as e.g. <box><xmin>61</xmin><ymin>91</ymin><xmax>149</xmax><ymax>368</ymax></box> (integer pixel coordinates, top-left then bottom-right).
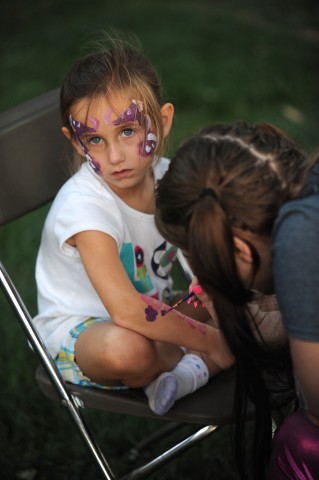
<box><xmin>0</xmin><ymin>89</ymin><xmax>255</xmax><ymax>479</ymax></box>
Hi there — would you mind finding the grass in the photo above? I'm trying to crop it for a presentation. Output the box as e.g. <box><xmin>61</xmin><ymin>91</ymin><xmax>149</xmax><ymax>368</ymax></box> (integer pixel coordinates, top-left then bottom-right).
<box><xmin>1</xmin><ymin>0</ymin><xmax>318</xmax><ymax>478</ymax></box>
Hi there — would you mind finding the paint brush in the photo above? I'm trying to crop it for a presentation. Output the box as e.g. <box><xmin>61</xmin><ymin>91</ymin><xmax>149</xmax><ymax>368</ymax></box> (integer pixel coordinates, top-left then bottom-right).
<box><xmin>165</xmin><ymin>291</ymin><xmax>195</xmax><ymax>313</ymax></box>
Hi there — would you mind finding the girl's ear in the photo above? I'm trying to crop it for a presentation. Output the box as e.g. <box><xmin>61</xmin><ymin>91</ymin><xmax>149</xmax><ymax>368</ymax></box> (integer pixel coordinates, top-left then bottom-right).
<box><xmin>61</xmin><ymin>126</ymin><xmax>85</xmax><ymax>158</ymax></box>
<box><xmin>233</xmin><ymin>236</ymin><xmax>254</xmax><ymax>264</ymax></box>
<box><xmin>61</xmin><ymin>126</ymin><xmax>72</xmax><ymax>141</ymax></box>
<box><xmin>160</xmin><ymin>103</ymin><xmax>174</xmax><ymax>138</ymax></box>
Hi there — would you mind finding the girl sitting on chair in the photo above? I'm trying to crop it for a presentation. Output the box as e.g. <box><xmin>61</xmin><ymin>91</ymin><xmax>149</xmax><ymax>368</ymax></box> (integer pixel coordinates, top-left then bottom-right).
<box><xmin>33</xmin><ymin>34</ymin><xmax>233</xmax><ymax>416</ymax></box>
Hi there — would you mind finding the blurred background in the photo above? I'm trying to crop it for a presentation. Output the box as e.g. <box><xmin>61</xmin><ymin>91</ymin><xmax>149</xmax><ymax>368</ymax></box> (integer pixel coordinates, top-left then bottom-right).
<box><xmin>1</xmin><ymin>1</ymin><xmax>318</xmax><ymax>479</ymax></box>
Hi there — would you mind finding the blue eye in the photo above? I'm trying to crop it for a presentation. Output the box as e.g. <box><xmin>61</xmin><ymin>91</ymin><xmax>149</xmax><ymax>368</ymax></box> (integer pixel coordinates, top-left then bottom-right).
<box><xmin>89</xmin><ymin>136</ymin><xmax>103</xmax><ymax>145</ymax></box>
<box><xmin>122</xmin><ymin>128</ymin><xmax>134</xmax><ymax>137</ymax></box>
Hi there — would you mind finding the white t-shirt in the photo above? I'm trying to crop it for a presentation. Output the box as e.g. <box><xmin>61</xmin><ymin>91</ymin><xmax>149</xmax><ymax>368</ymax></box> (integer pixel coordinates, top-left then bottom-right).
<box><xmin>33</xmin><ymin>159</ymin><xmax>177</xmax><ymax>357</ymax></box>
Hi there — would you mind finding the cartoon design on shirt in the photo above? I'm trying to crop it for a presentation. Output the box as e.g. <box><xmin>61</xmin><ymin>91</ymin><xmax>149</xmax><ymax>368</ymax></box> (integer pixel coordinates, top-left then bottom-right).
<box><xmin>134</xmin><ymin>245</ymin><xmax>149</xmax><ymax>286</ymax></box>
<box><xmin>151</xmin><ymin>241</ymin><xmax>177</xmax><ymax>279</ymax></box>
<box><xmin>120</xmin><ymin>241</ymin><xmax>177</xmax><ymax>294</ymax></box>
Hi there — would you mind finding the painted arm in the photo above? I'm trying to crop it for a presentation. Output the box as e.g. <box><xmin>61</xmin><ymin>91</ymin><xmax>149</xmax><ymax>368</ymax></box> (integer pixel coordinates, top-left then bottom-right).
<box><xmin>73</xmin><ymin>230</ymin><xmax>233</xmax><ymax>369</ymax></box>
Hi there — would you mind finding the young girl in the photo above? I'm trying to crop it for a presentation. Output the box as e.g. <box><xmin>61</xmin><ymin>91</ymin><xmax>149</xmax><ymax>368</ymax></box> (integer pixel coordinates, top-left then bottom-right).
<box><xmin>155</xmin><ymin>122</ymin><xmax>319</xmax><ymax>479</ymax></box>
<box><xmin>33</xmin><ymin>37</ymin><xmax>232</xmax><ymax>416</ymax></box>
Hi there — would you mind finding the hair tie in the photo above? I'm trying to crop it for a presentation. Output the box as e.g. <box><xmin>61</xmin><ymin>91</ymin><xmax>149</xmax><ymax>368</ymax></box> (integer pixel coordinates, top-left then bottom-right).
<box><xmin>199</xmin><ymin>188</ymin><xmax>218</xmax><ymax>200</ymax></box>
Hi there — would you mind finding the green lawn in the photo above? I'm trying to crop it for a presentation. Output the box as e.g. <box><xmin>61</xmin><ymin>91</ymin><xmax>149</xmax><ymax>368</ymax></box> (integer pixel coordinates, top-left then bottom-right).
<box><xmin>1</xmin><ymin>1</ymin><xmax>318</xmax><ymax>478</ymax></box>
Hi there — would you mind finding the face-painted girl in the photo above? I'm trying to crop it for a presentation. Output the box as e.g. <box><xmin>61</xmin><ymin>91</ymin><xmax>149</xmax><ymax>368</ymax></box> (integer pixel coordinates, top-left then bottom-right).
<box><xmin>65</xmin><ymin>92</ymin><xmax>158</xmax><ymax>189</ymax></box>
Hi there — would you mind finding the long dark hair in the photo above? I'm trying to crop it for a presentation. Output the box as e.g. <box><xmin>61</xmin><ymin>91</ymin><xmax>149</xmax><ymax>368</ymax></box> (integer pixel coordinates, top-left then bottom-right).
<box><xmin>155</xmin><ymin>122</ymin><xmax>312</xmax><ymax>479</ymax></box>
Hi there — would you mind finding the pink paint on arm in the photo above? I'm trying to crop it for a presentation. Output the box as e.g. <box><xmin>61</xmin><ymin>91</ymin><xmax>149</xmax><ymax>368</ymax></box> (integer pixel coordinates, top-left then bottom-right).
<box><xmin>140</xmin><ymin>295</ymin><xmax>207</xmax><ymax>335</ymax></box>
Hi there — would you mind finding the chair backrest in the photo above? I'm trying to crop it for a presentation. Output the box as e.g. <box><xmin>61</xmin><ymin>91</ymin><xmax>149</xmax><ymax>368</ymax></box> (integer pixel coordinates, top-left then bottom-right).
<box><xmin>0</xmin><ymin>87</ymin><xmax>88</xmax><ymax>407</ymax></box>
<box><xmin>0</xmin><ymin>88</ymin><xmax>69</xmax><ymax>225</ymax></box>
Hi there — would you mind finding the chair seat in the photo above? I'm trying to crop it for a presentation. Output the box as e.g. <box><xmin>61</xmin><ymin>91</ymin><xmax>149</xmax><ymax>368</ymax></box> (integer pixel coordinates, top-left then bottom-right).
<box><xmin>36</xmin><ymin>365</ymin><xmax>254</xmax><ymax>425</ymax></box>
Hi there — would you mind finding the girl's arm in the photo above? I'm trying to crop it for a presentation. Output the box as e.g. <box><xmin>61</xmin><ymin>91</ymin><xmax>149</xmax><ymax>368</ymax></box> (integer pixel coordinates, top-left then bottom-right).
<box><xmin>74</xmin><ymin>229</ymin><xmax>233</xmax><ymax>369</ymax></box>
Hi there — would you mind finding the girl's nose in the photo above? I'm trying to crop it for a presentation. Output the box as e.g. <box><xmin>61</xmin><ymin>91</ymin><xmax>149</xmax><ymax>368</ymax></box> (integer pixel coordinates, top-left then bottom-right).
<box><xmin>108</xmin><ymin>142</ymin><xmax>125</xmax><ymax>165</ymax></box>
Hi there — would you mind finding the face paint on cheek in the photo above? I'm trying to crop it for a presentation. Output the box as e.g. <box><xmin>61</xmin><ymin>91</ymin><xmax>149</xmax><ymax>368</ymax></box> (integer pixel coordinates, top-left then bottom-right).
<box><xmin>140</xmin><ymin>132</ymin><xmax>157</xmax><ymax>157</ymax></box>
<box><xmin>89</xmin><ymin>158</ymin><xmax>102</xmax><ymax>175</ymax></box>
<box><xmin>138</xmin><ymin>114</ymin><xmax>157</xmax><ymax>157</ymax></box>
<box><xmin>69</xmin><ymin>115</ymin><xmax>102</xmax><ymax>175</ymax></box>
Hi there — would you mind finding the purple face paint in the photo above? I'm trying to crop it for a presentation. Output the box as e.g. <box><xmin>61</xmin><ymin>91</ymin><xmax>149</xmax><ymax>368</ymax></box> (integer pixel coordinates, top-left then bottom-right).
<box><xmin>103</xmin><ymin>109</ymin><xmax>113</xmax><ymax>125</ymax></box>
<box><xmin>88</xmin><ymin>116</ymin><xmax>99</xmax><ymax>131</ymax></box>
<box><xmin>69</xmin><ymin>115</ymin><xmax>101</xmax><ymax>174</ymax></box>
<box><xmin>112</xmin><ymin>101</ymin><xmax>157</xmax><ymax>158</ymax></box>
<box><xmin>69</xmin><ymin>115</ymin><xmax>98</xmax><ymax>137</ymax></box>
<box><xmin>112</xmin><ymin>100</ymin><xmax>144</xmax><ymax>126</ymax></box>
<box><xmin>88</xmin><ymin>158</ymin><xmax>101</xmax><ymax>174</ymax></box>
<box><xmin>140</xmin><ymin>131</ymin><xmax>157</xmax><ymax>157</ymax></box>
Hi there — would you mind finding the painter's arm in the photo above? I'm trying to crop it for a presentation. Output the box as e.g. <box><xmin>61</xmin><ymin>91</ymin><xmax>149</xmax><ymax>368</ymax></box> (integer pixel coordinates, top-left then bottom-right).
<box><xmin>273</xmin><ymin>204</ymin><xmax>319</xmax><ymax>425</ymax></box>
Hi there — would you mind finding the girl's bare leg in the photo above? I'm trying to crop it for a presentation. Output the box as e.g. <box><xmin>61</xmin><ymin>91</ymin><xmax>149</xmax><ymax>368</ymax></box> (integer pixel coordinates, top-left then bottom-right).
<box><xmin>74</xmin><ymin>322</ymin><xmax>183</xmax><ymax>388</ymax></box>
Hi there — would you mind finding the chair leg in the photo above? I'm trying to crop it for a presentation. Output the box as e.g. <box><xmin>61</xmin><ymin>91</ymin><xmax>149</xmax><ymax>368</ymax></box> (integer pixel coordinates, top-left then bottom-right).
<box><xmin>0</xmin><ymin>263</ymin><xmax>116</xmax><ymax>480</ymax></box>
<box><xmin>120</xmin><ymin>424</ymin><xmax>218</xmax><ymax>480</ymax></box>
<box><xmin>62</xmin><ymin>394</ymin><xmax>117</xmax><ymax>479</ymax></box>
<box><xmin>127</xmin><ymin>422</ymin><xmax>183</xmax><ymax>461</ymax></box>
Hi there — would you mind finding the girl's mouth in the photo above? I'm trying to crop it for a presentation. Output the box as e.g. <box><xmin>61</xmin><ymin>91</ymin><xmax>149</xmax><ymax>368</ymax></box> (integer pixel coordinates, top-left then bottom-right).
<box><xmin>112</xmin><ymin>169</ymin><xmax>133</xmax><ymax>179</ymax></box>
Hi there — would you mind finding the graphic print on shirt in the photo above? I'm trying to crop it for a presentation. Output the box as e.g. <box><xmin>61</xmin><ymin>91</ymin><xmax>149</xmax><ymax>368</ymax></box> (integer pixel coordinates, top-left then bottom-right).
<box><xmin>151</xmin><ymin>241</ymin><xmax>177</xmax><ymax>279</ymax></box>
<box><xmin>120</xmin><ymin>241</ymin><xmax>177</xmax><ymax>294</ymax></box>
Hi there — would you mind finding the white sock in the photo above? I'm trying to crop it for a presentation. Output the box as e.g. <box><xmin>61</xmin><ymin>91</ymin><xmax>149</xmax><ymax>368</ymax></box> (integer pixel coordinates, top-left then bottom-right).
<box><xmin>144</xmin><ymin>354</ymin><xmax>209</xmax><ymax>415</ymax></box>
